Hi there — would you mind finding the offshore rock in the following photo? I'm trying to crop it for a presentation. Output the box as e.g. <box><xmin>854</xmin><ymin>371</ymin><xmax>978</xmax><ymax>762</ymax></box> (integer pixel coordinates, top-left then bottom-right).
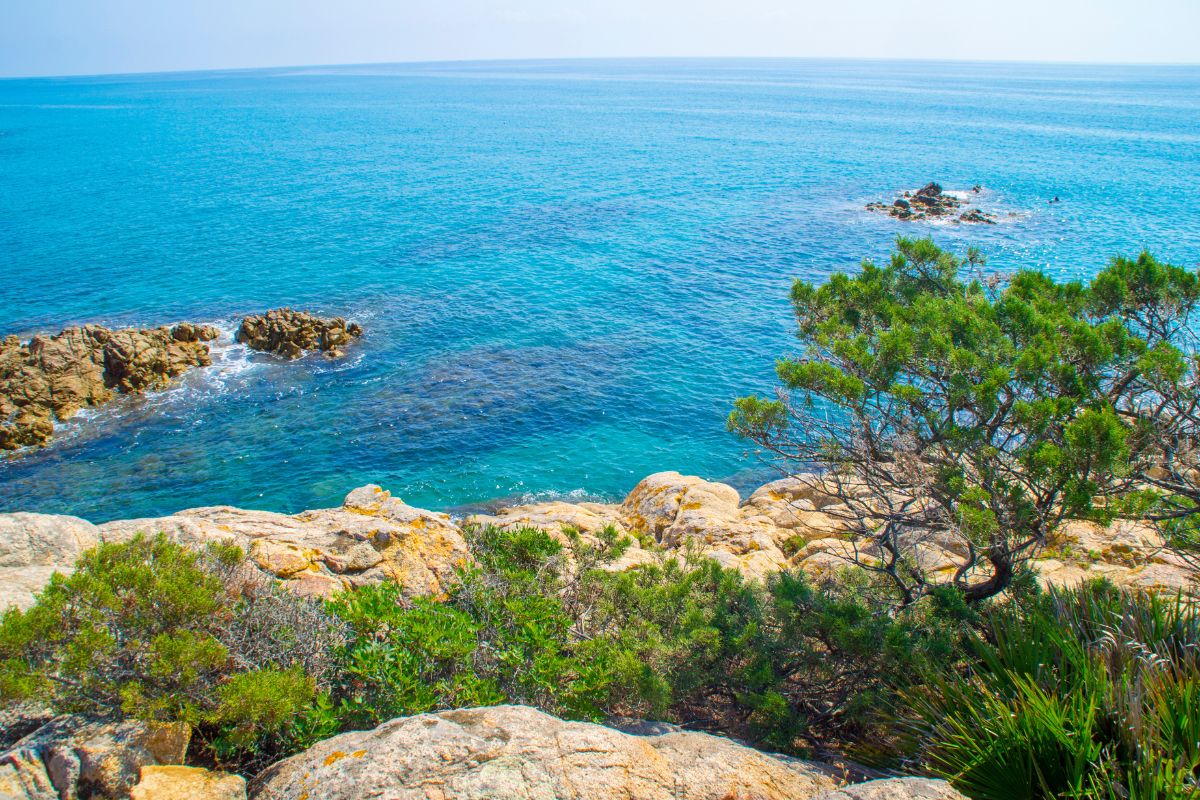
<box><xmin>252</xmin><ymin>704</ymin><xmax>841</xmax><ymax>800</ymax></box>
<box><xmin>235</xmin><ymin>309</ymin><xmax>362</xmax><ymax>359</ymax></box>
<box><xmin>866</xmin><ymin>182</ymin><xmax>996</xmax><ymax>224</ymax></box>
<box><xmin>0</xmin><ymin>323</ymin><xmax>218</xmax><ymax>451</ymax></box>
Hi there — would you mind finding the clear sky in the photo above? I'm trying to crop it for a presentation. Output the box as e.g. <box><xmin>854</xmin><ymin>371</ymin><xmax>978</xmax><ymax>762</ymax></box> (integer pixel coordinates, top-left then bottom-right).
<box><xmin>2</xmin><ymin>0</ymin><xmax>1198</xmax><ymax>78</ymax></box>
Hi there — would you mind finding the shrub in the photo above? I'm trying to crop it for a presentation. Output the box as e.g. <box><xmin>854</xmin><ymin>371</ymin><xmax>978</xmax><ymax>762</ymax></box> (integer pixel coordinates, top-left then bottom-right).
<box><xmin>585</xmin><ymin>554</ymin><xmax>977</xmax><ymax>761</ymax></box>
<box><xmin>904</xmin><ymin>581</ymin><xmax>1200</xmax><ymax>799</ymax></box>
<box><xmin>323</xmin><ymin>523</ymin><xmax>629</xmax><ymax>729</ymax></box>
<box><xmin>0</xmin><ymin>534</ymin><xmax>347</xmax><ymax>769</ymax></box>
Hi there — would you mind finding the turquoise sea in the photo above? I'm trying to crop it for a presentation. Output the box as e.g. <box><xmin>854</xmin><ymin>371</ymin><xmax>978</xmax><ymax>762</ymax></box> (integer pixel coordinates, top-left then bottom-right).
<box><xmin>2</xmin><ymin>59</ymin><xmax>1199</xmax><ymax>522</ymax></box>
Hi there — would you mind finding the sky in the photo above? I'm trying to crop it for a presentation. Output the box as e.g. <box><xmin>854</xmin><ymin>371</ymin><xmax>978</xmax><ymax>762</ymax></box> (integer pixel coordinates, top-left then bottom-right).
<box><xmin>1</xmin><ymin>0</ymin><xmax>1198</xmax><ymax>78</ymax></box>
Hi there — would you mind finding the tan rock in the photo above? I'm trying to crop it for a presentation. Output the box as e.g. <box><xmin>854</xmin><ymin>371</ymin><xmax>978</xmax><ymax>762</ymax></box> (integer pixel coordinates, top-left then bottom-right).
<box><xmin>235</xmin><ymin>309</ymin><xmax>362</xmax><ymax>360</ymax></box>
<box><xmin>253</xmin><ymin>705</ymin><xmax>839</xmax><ymax>800</ymax></box>
<box><xmin>1</xmin><ymin>716</ymin><xmax>190</xmax><ymax>800</ymax></box>
<box><xmin>466</xmin><ymin>500</ymin><xmax>626</xmax><ymax>538</ymax></box>
<box><xmin>130</xmin><ymin>766</ymin><xmax>246</xmax><ymax>800</ymax></box>
<box><xmin>814</xmin><ymin>777</ymin><xmax>968</xmax><ymax>800</ymax></box>
<box><xmin>0</xmin><ymin>514</ymin><xmax>102</xmax><ymax>610</ymax></box>
<box><xmin>0</xmin><ymin>323</ymin><xmax>214</xmax><ymax>452</ymax></box>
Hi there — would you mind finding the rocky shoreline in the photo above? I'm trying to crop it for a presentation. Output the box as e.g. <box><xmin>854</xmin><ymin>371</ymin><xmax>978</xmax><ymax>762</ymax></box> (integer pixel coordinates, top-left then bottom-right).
<box><xmin>3</xmin><ymin>470</ymin><xmax>1194</xmax><ymax>613</ymax></box>
<box><xmin>1</xmin><ymin>469</ymin><xmax>1193</xmax><ymax>800</ymax></box>
<box><xmin>0</xmin><ymin>309</ymin><xmax>362</xmax><ymax>454</ymax></box>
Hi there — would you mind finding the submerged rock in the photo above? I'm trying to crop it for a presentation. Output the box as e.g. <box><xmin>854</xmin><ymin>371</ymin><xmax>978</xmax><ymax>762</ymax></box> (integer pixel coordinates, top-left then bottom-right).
<box><xmin>235</xmin><ymin>309</ymin><xmax>362</xmax><ymax>359</ymax></box>
<box><xmin>0</xmin><ymin>323</ymin><xmax>218</xmax><ymax>451</ymax></box>
<box><xmin>252</xmin><ymin>704</ymin><xmax>841</xmax><ymax>800</ymax></box>
<box><xmin>866</xmin><ymin>183</ymin><xmax>996</xmax><ymax>224</ymax></box>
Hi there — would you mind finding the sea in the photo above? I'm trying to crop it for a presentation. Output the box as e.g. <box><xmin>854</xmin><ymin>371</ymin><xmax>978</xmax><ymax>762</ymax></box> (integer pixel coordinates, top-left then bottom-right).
<box><xmin>2</xmin><ymin>58</ymin><xmax>1198</xmax><ymax>522</ymax></box>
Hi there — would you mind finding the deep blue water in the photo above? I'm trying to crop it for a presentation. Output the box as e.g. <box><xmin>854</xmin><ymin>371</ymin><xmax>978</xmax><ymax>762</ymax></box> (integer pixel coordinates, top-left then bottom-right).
<box><xmin>2</xmin><ymin>59</ymin><xmax>1199</xmax><ymax>522</ymax></box>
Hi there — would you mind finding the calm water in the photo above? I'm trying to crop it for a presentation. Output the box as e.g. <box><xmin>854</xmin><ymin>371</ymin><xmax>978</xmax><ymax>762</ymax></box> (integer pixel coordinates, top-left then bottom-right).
<box><xmin>2</xmin><ymin>59</ymin><xmax>1199</xmax><ymax>522</ymax></box>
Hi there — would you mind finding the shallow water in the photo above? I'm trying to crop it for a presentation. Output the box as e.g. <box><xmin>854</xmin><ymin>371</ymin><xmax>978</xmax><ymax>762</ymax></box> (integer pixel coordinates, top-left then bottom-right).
<box><xmin>2</xmin><ymin>58</ymin><xmax>1199</xmax><ymax>521</ymax></box>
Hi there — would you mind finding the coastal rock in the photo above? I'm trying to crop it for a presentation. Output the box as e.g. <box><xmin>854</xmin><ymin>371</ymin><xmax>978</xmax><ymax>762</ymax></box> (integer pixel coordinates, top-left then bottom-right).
<box><xmin>130</xmin><ymin>766</ymin><xmax>247</xmax><ymax>800</ymax></box>
<box><xmin>252</xmin><ymin>704</ymin><xmax>840</xmax><ymax>800</ymax></box>
<box><xmin>0</xmin><ymin>513</ymin><xmax>101</xmax><ymax>610</ymax></box>
<box><xmin>0</xmin><ymin>716</ymin><xmax>190</xmax><ymax>800</ymax></box>
<box><xmin>3</xmin><ymin>473</ymin><xmax>1196</xmax><ymax>612</ymax></box>
<box><xmin>235</xmin><ymin>309</ymin><xmax>362</xmax><ymax>359</ymax></box>
<box><xmin>619</xmin><ymin>472</ymin><xmax>792</xmax><ymax>577</ymax></box>
<box><xmin>0</xmin><ymin>323</ymin><xmax>217</xmax><ymax>451</ymax></box>
<box><xmin>866</xmin><ymin>183</ymin><xmax>996</xmax><ymax>224</ymax></box>
<box><xmin>813</xmin><ymin>778</ymin><xmax>968</xmax><ymax>800</ymax></box>
<box><xmin>90</xmin><ymin>485</ymin><xmax>469</xmax><ymax>600</ymax></box>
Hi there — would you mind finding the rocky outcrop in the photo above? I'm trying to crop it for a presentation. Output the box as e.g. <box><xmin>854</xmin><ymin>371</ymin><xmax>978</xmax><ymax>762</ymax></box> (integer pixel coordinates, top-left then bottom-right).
<box><xmin>866</xmin><ymin>182</ymin><xmax>996</xmax><ymax>224</ymax></box>
<box><xmin>252</xmin><ymin>704</ymin><xmax>842</xmax><ymax>800</ymax></box>
<box><xmin>130</xmin><ymin>766</ymin><xmax>247</xmax><ymax>800</ymax></box>
<box><xmin>0</xmin><ymin>323</ymin><xmax>218</xmax><ymax>451</ymax></box>
<box><xmin>0</xmin><ymin>715</ymin><xmax>190</xmax><ymax>800</ymax></box>
<box><xmin>95</xmin><ymin>484</ymin><xmax>469</xmax><ymax>602</ymax></box>
<box><xmin>235</xmin><ymin>309</ymin><xmax>362</xmax><ymax>359</ymax></box>
<box><xmin>1</xmin><ymin>472</ymin><xmax>1195</xmax><ymax>612</ymax></box>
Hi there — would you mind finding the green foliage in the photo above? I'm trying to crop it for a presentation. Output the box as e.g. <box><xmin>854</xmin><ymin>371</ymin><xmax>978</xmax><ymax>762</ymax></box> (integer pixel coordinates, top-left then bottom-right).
<box><xmin>580</xmin><ymin>554</ymin><xmax>976</xmax><ymax>759</ymax></box>
<box><xmin>905</xmin><ymin>581</ymin><xmax>1200</xmax><ymax>799</ymax></box>
<box><xmin>0</xmin><ymin>534</ymin><xmax>341</xmax><ymax>770</ymax></box>
<box><xmin>323</xmin><ymin>522</ymin><xmax>629</xmax><ymax>731</ymax></box>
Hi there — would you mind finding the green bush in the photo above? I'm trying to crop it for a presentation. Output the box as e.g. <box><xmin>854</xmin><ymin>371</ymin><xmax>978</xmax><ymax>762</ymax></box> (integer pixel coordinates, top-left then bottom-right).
<box><xmin>0</xmin><ymin>534</ymin><xmax>346</xmax><ymax>769</ymax></box>
<box><xmin>323</xmin><ymin>523</ymin><xmax>630</xmax><ymax>730</ymax></box>
<box><xmin>904</xmin><ymin>581</ymin><xmax>1200</xmax><ymax>799</ymax></box>
<box><xmin>584</xmin><ymin>554</ymin><xmax>976</xmax><ymax>760</ymax></box>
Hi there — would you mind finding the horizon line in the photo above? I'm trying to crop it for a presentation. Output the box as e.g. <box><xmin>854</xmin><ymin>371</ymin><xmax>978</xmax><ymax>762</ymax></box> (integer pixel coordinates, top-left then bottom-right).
<box><xmin>4</xmin><ymin>53</ymin><xmax>1200</xmax><ymax>82</ymax></box>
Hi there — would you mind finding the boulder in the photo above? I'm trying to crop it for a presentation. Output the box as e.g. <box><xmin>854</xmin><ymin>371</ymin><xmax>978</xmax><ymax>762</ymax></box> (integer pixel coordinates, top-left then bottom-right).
<box><xmin>235</xmin><ymin>309</ymin><xmax>362</xmax><ymax>359</ymax></box>
<box><xmin>130</xmin><ymin>766</ymin><xmax>246</xmax><ymax>800</ymax></box>
<box><xmin>619</xmin><ymin>472</ymin><xmax>791</xmax><ymax>576</ymax></box>
<box><xmin>252</xmin><ymin>705</ymin><xmax>840</xmax><ymax>800</ymax></box>
<box><xmin>94</xmin><ymin>484</ymin><xmax>469</xmax><ymax>600</ymax></box>
<box><xmin>0</xmin><ymin>716</ymin><xmax>190</xmax><ymax>800</ymax></box>
<box><xmin>0</xmin><ymin>514</ymin><xmax>101</xmax><ymax>610</ymax></box>
<box><xmin>814</xmin><ymin>777</ymin><xmax>968</xmax><ymax>800</ymax></box>
<box><xmin>0</xmin><ymin>323</ymin><xmax>216</xmax><ymax>452</ymax></box>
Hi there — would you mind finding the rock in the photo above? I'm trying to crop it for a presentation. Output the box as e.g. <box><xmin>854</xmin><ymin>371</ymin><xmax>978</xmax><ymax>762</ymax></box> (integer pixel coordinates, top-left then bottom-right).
<box><xmin>865</xmin><ymin>183</ymin><xmax>995</xmax><ymax>224</ymax></box>
<box><xmin>0</xmin><ymin>704</ymin><xmax>55</xmax><ymax>752</ymax></box>
<box><xmin>618</xmin><ymin>472</ymin><xmax>790</xmax><ymax>577</ymax></box>
<box><xmin>252</xmin><ymin>705</ymin><xmax>840</xmax><ymax>800</ymax></box>
<box><xmin>130</xmin><ymin>766</ymin><xmax>246</xmax><ymax>800</ymax></box>
<box><xmin>957</xmin><ymin>208</ymin><xmax>996</xmax><ymax>225</ymax></box>
<box><xmin>92</xmin><ymin>484</ymin><xmax>468</xmax><ymax>601</ymax></box>
<box><xmin>0</xmin><ymin>323</ymin><xmax>214</xmax><ymax>452</ymax></box>
<box><xmin>0</xmin><ymin>716</ymin><xmax>190</xmax><ymax>800</ymax></box>
<box><xmin>235</xmin><ymin>309</ymin><xmax>362</xmax><ymax>359</ymax></box>
<box><xmin>814</xmin><ymin>777</ymin><xmax>968</xmax><ymax>800</ymax></box>
<box><xmin>0</xmin><ymin>514</ymin><xmax>101</xmax><ymax>610</ymax></box>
